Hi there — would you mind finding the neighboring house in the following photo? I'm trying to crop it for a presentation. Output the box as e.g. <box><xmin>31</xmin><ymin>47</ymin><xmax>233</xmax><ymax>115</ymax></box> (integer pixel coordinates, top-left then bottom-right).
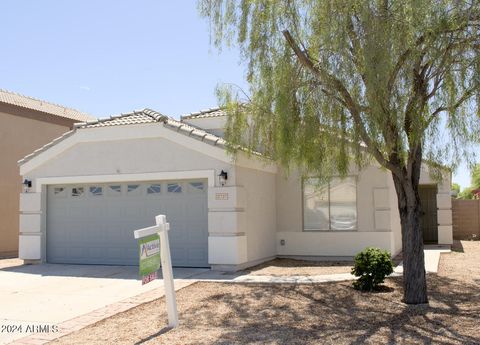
<box><xmin>473</xmin><ymin>188</ymin><xmax>480</xmax><ymax>199</ymax></box>
<box><xmin>0</xmin><ymin>90</ymin><xmax>95</xmax><ymax>258</ymax></box>
<box><xmin>17</xmin><ymin>108</ymin><xmax>453</xmax><ymax>270</ymax></box>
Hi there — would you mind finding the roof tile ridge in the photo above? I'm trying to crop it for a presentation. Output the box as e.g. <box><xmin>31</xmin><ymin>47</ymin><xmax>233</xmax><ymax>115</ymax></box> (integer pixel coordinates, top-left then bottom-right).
<box><xmin>0</xmin><ymin>88</ymin><xmax>92</xmax><ymax>117</ymax></box>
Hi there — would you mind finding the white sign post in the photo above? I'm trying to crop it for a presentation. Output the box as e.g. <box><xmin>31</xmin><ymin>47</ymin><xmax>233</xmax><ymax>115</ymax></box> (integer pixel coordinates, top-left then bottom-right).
<box><xmin>133</xmin><ymin>215</ymin><xmax>179</xmax><ymax>328</ymax></box>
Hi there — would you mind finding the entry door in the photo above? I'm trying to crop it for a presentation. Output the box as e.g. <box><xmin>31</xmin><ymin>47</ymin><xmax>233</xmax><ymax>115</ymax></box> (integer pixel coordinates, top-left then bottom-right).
<box><xmin>418</xmin><ymin>185</ymin><xmax>438</xmax><ymax>243</ymax></box>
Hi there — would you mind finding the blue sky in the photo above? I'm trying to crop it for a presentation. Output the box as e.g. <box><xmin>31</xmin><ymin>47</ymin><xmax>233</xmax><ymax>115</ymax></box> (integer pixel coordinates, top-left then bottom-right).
<box><xmin>0</xmin><ymin>1</ymin><xmax>472</xmax><ymax>188</ymax></box>
<box><xmin>1</xmin><ymin>1</ymin><xmax>247</xmax><ymax>118</ymax></box>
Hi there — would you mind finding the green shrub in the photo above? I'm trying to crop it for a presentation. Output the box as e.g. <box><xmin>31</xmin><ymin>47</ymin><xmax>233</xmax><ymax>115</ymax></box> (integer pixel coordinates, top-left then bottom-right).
<box><xmin>351</xmin><ymin>247</ymin><xmax>393</xmax><ymax>291</ymax></box>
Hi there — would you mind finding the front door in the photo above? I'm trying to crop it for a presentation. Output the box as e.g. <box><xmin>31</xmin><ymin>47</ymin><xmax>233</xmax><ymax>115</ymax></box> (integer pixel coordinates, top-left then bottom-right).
<box><xmin>418</xmin><ymin>185</ymin><xmax>438</xmax><ymax>243</ymax></box>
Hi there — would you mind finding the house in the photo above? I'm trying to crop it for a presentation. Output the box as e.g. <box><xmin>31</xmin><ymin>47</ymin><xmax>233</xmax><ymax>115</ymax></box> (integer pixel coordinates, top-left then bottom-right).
<box><xmin>0</xmin><ymin>89</ymin><xmax>95</xmax><ymax>258</ymax></box>
<box><xmin>17</xmin><ymin>108</ymin><xmax>453</xmax><ymax>270</ymax></box>
<box><xmin>473</xmin><ymin>188</ymin><xmax>480</xmax><ymax>199</ymax></box>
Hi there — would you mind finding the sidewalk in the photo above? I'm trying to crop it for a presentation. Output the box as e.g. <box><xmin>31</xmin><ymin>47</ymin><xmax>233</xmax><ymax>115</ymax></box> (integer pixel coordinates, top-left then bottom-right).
<box><xmin>194</xmin><ymin>246</ymin><xmax>449</xmax><ymax>284</ymax></box>
<box><xmin>394</xmin><ymin>245</ymin><xmax>450</xmax><ymax>274</ymax></box>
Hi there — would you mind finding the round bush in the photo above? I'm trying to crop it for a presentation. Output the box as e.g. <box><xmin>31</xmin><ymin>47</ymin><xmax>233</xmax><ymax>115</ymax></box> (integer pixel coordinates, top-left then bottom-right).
<box><xmin>351</xmin><ymin>247</ymin><xmax>394</xmax><ymax>291</ymax></box>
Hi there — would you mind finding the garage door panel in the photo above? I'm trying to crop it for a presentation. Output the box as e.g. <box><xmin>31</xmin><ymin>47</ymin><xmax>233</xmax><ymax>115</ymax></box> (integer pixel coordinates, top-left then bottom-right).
<box><xmin>189</xmin><ymin>248</ymin><xmax>207</xmax><ymax>263</ymax></box>
<box><xmin>47</xmin><ymin>180</ymin><xmax>208</xmax><ymax>267</ymax></box>
<box><xmin>171</xmin><ymin>248</ymin><xmax>187</xmax><ymax>266</ymax></box>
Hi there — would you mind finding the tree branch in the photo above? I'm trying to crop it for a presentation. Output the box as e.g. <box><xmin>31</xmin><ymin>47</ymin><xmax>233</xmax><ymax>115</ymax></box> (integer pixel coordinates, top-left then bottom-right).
<box><xmin>427</xmin><ymin>87</ymin><xmax>477</xmax><ymax>124</ymax></box>
<box><xmin>282</xmin><ymin>29</ymin><xmax>403</xmax><ymax>177</ymax></box>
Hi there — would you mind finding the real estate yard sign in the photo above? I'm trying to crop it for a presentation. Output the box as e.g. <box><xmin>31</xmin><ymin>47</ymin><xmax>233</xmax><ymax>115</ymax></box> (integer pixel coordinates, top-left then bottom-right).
<box><xmin>138</xmin><ymin>234</ymin><xmax>160</xmax><ymax>285</ymax></box>
<box><xmin>133</xmin><ymin>215</ymin><xmax>178</xmax><ymax>327</ymax></box>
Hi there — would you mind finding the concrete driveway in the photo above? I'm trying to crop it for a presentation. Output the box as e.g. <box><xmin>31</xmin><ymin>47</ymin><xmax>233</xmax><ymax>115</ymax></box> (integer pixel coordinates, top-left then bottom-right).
<box><xmin>0</xmin><ymin>261</ymin><xmax>207</xmax><ymax>344</ymax></box>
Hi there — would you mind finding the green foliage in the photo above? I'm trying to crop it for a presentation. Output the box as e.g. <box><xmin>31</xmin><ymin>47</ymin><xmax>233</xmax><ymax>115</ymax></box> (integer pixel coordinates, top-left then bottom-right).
<box><xmin>351</xmin><ymin>247</ymin><xmax>394</xmax><ymax>291</ymax></box>
<box><xmin>199</xmin><ymin>0</ymin><xmax>480</xmax><ymax>180</ymax></box>
<box><xmin>451</xmin><ymin>183</ymin><xmax>460</xmax><ymax>196</ymax></box>
<box><xmin>456</xmin><ymin>164</ymin><xmax>480</xmax><ymax>199</ymax></box>
<box><xmin>458</xmin><ymin>186</ymin><xmax>475</xmax><ymax>200</ymax></box>
<box><xmin>200</xmin><ymin>0</ymin><xmax>480</xmax><ymax>303</ymax></box>
<box><xmin>471</xmin><ymin>164</ymin><xmax>480</xmax><ymax>189</ymax></box>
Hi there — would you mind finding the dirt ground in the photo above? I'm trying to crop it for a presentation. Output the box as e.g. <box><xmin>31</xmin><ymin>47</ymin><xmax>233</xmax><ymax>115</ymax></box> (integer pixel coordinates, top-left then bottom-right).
<box><xmin>52</xmin><ymin>241</ymin><xmax>480</xmax><ymax>345</ymax></box>
<box><xmin>0</xmin><ymin>258</ymin><xmax>23</xmax><ymax>269</ymax></box>
<box><xmin>245</xmin><ymin>258</ymin><xmax>354</xmax><ymax>275</ymax></box>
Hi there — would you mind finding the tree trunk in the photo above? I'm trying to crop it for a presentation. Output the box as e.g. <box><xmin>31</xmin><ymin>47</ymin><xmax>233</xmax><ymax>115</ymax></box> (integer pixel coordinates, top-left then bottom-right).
<box><xmin>392</xmin><ymin>172</ymin><xmax>428</xmax><ymax>304</ymax></box>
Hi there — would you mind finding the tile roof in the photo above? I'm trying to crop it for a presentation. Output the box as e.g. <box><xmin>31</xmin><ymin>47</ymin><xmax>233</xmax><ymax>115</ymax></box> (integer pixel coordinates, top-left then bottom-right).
<box><xmin>19</xmin><ymin>108</ymin><xmax>227</xmax><ymax>165</ymax></box>
<box><xmin>180</xmin><ymin>107</ymin><xmax>226</xmax><ymax>120</ymax></box>
<box><xmin>77</xmin><ymin>108</ymin><xmax>227</xmax><ymax>147</ymax></box>
<box><xmin>0</xmin><ymin>89</ymin><xmax>95</xmax><ymax>122</ymax></box>
<box><xmin>77</xmin><ymin>109</ymin><xmax>166</xmax><ymax>128</ymax></box>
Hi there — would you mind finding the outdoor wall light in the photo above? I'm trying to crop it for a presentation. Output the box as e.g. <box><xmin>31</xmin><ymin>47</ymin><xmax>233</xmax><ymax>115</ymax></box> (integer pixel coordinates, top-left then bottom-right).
<box><xmin>23</xmin><ymin>179</ymin><xmax>32</xmax><ymax>192</ymax></box>
<box><xmin>218</xmin><ymin>170</ymin><xmax>228</xmax><ymax>186</ymax></box>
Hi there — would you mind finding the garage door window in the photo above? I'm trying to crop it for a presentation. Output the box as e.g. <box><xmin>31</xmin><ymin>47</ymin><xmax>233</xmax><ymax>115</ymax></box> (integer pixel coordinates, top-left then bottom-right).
<box><xmin>127</xmin><ymin>184</ymin><xmax>141</xmax><ymax>195</ymax></box>
<box><xmin>53</xmin><ymin>187</ymin><xmax>66</xmax><ymax>197</ymax></box>
<box><xmin>147</xmin><ymin>184</ymin><xmax>161</xmax><ymax>194</ymax></box>
<box><xmin>167</xmin><ymin>183</ymin><xmax>182</xmax><ymax>193</ymax></box>
<box><xmin>108</xmin><ymin>185</ymin><xmax>122</xmax><ymax>196</ymax></box>
<box><xmin>188</xmin><ymin>182</ymin><xmax>205</xmax><ymax>192</ymax></box>
<box><xmin>72</xmin><ymin>187</ymin><xmax>84</xmax><ymax>197</ymax></box>
<box><xmin>89</xmin><ymin>186</ymin><xmax>103</xmax><ymax>196</ymax></box>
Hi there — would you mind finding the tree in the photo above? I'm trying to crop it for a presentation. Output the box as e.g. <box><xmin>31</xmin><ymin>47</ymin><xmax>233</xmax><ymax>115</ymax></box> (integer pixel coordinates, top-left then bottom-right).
<box><xmin>199</xmin><ymin>0</ymin><xmax>480</xmax><ymax>304</ymax></box>
<box><xmin>451</xmin><ymin>182</ymin><xmax>461</xmax><ymax>197</ymax></box>
<box><xmin>458</xmin><ymin>186</ymin><xmax>475</xmax><ymax>199</ymax></box>
<box><xmin>471</xmin><ymin>163</ymin><xmax>480</xmax><ymax>188</ymax></box>
<box><xmin>457</xmin><ymin>163</ymin><xmax>480</xmax><ymax>199</ymax></box>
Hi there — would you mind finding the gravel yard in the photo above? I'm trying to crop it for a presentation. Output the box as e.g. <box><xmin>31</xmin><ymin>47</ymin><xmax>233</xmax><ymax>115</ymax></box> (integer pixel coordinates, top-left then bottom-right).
<box><xmin>52</xmin><ymin>241</ymin><xmax>480</xmax><ymax>345</ymax></box>
<box><xmin>245</xmin><ymin>258</ymin><xmax>354</xmax><ymax>275</ymax></box>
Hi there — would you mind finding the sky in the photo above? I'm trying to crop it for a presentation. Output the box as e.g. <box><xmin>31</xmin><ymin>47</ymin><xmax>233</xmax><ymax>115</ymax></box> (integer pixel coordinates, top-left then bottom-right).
<box><xmin>0</xmin><ymin>1</ymin><xmax>473</xmax><ymax>189</ymax></box>
<box><xmin>0</xmin><ymin>1</ymin><xmax>248</xmax><ymax>117</ymax></box>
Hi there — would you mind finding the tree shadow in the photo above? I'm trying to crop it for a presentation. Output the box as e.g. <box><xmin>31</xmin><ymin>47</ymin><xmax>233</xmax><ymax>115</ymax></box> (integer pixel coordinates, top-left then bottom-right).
<box><xmin>246</xmin><ymin>258</ymin><xmax>353</xmax><ymax>269</ymax></box>
<box><xmin>0</xmin><ymin>263</ymin><xmax>204</xmax><ymax>280</ymax></box>
<box><xmin>134</xmin><ymin>326</ymin><xmax>173</xmax><ymax>344</ymax></box>
<box><xmin>166</xmin><ymin>274</ymin><xmax>480</xmax><ymax>345</ymax></box>
<box><xmin>451</xmin><ymin>240</ymin><xmax>465</xmax><ymax>253</ymax></box>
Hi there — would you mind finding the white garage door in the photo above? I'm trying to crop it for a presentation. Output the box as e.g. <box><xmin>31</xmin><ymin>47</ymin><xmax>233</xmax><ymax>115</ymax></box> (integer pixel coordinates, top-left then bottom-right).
<box><xmin>46</xmin><ymin>180</ymin><xmax>208</xmax><ymax>267</ymax></box>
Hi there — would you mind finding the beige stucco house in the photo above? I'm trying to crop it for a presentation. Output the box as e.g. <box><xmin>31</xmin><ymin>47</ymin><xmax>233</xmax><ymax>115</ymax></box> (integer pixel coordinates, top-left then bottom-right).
<box><xmin>0</xmin><ymin>90</ymin><xmax>95</xmax><ymax>258</ymax></box>
<box><xmin>17</xmin><ymin>108</ymin><xmax>453</xmax><ymax>270</ymax></box>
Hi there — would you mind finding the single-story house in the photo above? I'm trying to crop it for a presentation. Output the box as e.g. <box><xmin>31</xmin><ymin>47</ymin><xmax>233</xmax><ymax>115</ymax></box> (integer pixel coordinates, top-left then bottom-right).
<box><xmin>18</xmin><ymin>108</ymin><xmax>453</xmax><ymax>270</ymax></box>
<box><xmin>0</xmin><ymin>89</ymin><xmax>94</xmax><ymax>258</ymax></box>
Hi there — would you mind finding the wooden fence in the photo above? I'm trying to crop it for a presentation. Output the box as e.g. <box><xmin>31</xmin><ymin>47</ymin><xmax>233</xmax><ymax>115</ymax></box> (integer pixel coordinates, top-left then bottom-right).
<box><xmin>452</xmin><ymin>199</ymin><xmax>480</xmax><ymax>240</ymax></box>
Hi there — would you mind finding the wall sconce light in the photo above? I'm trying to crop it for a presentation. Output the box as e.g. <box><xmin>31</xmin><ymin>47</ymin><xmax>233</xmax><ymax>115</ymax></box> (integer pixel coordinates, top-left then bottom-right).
<box><xmin>218</xmin><ymin>170</ymin><xmax>228</xmax><ymax>186</ymax></box>
<box><xmin>23</xmin><ymin>179</ymin><xmax>32</xmax><ymax>192</ymax></box>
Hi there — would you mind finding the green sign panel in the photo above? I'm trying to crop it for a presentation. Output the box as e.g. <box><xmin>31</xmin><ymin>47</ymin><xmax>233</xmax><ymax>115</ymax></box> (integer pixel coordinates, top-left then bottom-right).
<box><xmin>138</xmin><ymin>234</ymin><xmax>161</xmax><ymax>284</ymax></box>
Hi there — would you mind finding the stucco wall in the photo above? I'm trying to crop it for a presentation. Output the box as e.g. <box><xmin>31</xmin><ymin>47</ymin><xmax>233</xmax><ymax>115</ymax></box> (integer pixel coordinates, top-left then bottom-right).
<box><xmin>26</xmin><ymin>136</ymin><xmax>234</xmax><ymax>181</ymax></box>
<box><xmin>183</xmin><ymin>116</ymin><xmax>227</xmax><ymax>138</ymax></box>
<box><xmin>276</xmin><ymin>165</ymin><xmax>390</xmax><ymax>233</ymax></box>
<box><xmin>387</xmin><ymin>174</ymin><xmax>403</xmax><ymax>255</ymax></box>
<box><xmin>276</xmin><ymin>162</ymin><xmax>452</xmax><ymax>257</ymax></box>
<box><xmin>275</xmin><ymin>165</ymin><xmax>395</xmax><ymax>256</ymax></box>
<box><xmin>0</xmin><ymin>111</ymin><xmax>70</xmax><ymax>257</ymax></box>
<box><xmin>235</xmin><ymin>165</ymin><xmax>277</xmax><ymax>264</ymax></box>
<box><xmin>21</xmin><ymin>125</ymin><xmax>275</xmax><ymax>267</ymax></box>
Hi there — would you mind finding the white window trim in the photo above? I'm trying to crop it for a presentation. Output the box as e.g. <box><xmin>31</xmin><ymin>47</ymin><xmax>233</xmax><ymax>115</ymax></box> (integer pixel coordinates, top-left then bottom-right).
<box><xmin>302</xmin><ymin>176</ymin><xmax>358</xmax><ymax>232</ymax></box>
